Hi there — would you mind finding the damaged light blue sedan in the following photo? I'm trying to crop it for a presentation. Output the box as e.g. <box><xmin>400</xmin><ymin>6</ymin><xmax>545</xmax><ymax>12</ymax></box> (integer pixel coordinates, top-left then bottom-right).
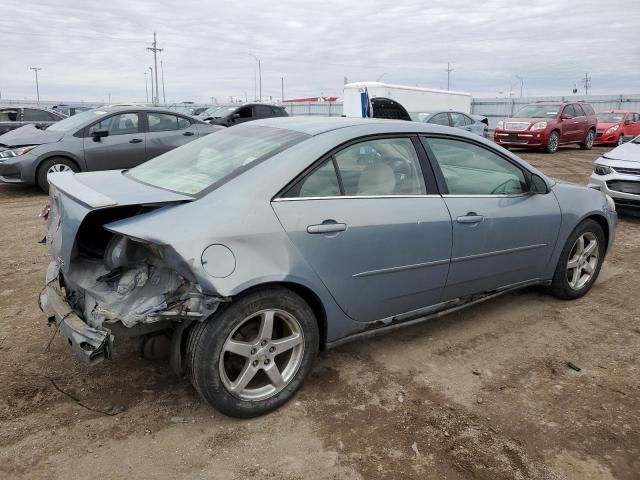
<box><xmin>40</xmin><ymin>117</ymin><xmax>617</xmax><ymax>417</ymax></box>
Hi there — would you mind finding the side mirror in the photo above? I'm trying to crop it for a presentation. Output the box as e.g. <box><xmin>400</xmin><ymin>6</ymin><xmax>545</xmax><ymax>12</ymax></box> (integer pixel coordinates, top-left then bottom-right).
<box><xmin>231</xmin><ymin>113</ymin><xmax>241</xmax><ymax>119</ymax></box>
<box><xmin>560</xmin><ymin>114</ymin><xmax>573</xmax><ymax>120</ymax></box>
<box><xmin>624</xmin><ymin>119</ymin><xmax>630</xmax><ymax>125</ymax></box>
<box><xmin>528</xmin><ymin>172</ymin><xmax>548</xmax><ymax>194</ymax></box>
<box><xmin>91</xmin><ymin>128</ymin><xmax>109</xmax><ymax>141</ymax></box>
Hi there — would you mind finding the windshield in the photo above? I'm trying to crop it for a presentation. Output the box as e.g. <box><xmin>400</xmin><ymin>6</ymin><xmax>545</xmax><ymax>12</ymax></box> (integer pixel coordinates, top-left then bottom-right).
<box><xmin>597</xmin><ymin>113</ymin><xmax>625</xmax><ymax>123</ymax></box>
<box><xmin>127</xmin><ymin>125</ymin><xmax>309</xmax><ymax>195</ymax></box>
<box><xmin>46</xmin><ymin>109</ymin><xmax>109</xmax><ymax>132</ymax></box>
<box><xmin>514</xmin><ymin>105</ymin><xmax>560</xmax><ymax>118</ymax></box>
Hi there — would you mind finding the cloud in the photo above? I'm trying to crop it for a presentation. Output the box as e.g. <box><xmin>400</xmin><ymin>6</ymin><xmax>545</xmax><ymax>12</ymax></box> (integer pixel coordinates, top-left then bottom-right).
<box><xmin>1</xmin><ymin>0</ymin><xmax>639</xmax><ymax>103</ymax></box>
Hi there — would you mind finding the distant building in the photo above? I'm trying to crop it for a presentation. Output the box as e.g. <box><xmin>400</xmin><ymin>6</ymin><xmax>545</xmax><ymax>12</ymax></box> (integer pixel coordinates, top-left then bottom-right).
<box><xmin>284</xmin><ymin>96</ymin><xmax>339</xmax><ymax>103</ymax></box>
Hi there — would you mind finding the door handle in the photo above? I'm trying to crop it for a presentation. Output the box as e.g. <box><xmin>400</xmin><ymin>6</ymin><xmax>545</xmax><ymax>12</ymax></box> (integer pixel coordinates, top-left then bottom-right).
<box><xmin>129</xmin><ymin>138</ymin><xmax>143</xmax><ymax>143</ymax></box>
<box><xmin>456</xmin><ymin>213</ymin><xmax>484</xmax><ymax>224</ymax></box>
<box><xmin>307</xmin><ymin>221</ymin><xmax>347</xmax><ymax>234</ymax></box>
<box><xmin>183</xmin><ymin>131</ymin><xmax>195</xmax><ymax>136</ymax></box>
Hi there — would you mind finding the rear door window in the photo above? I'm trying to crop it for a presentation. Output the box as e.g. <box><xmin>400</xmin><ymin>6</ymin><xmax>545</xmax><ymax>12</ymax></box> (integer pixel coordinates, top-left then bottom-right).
<box><xmin>286</xmin><ymin>137</ymin><xmax>427</xmax><ymax>198</ymax></box>
<box><xmin>449</xmin><ymin>112</ymin><xmax>466</xmax><ymax>127</ymax></box>
<box><xmin>147</xmin><ymin>112</ymin><xmax>180</xmax><ymax>132</ymax></box>
<box><xmin>573</xmin><ymin>104</ymin><xmax>585</xmax><ymax>116</ymax></box>
<box><xmin>255</xmin><ymin>105</ymin><xmax>273</xmax><ymax>118</ymax></box>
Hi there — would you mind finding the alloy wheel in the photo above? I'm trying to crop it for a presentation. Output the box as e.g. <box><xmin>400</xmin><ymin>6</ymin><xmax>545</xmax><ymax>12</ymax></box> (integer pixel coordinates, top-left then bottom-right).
<box><xmin>219</xmin><ymin>309</ymin><xmax>305</xmax><ymax>401</ymax></box>
<box><xmin>549</xmin><ymin>133</ymin><xmax>559</xmax><ymax>152</ymax></box>
<box><xmin>566</xmin><ymin>232</ymin><xmax>599</xmax><ymax>290</ymax></box>
<box><xmin>586</xmin><ymin>130</ymin><xmax>594</xmax><ymax>148</ymax></box>
<box><xmin>47</xmin><ymin>163</ymin><xmax>73</xmax><ymax>174</ymax></box>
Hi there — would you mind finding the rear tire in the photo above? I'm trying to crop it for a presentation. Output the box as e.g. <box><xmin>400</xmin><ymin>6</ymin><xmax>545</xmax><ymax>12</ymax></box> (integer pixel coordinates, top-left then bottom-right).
<box><xmin>549</xmin><ymin>219</ymin><xmax>605</xmax><ymax>299</ymax></box>
<box><xmin>186</xmin><ymin>287</ymin><xmax>319</xmax><ymax>418</ymax></box>
<box><xmin>580</xmin><ymin>129</ymin><xmax>595</xmax><ymax>150</ymax></box>
<box><xmin>36</xmin><ymin>157</ymin><xmax>78</xmax><ymax>193</ymax></box>
<box><xmin>545</xmin><ymin>131</ymin><xmax>560</xmax><ymax>153</ymax></box>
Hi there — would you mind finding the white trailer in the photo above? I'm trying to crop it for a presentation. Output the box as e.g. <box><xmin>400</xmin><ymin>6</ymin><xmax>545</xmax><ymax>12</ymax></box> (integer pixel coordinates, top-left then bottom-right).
<box><xmin>342</xmin><ymin>81</ymin><xmax>472</xmax><ymax>118</ymax></box>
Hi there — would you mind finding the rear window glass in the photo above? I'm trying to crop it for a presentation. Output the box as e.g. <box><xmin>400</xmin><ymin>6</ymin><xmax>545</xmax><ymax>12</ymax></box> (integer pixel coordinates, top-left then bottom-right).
<box><xmin>127</xmin><ymin>125</ymin><xmax>309</xmax><ymax>195</ymax></box>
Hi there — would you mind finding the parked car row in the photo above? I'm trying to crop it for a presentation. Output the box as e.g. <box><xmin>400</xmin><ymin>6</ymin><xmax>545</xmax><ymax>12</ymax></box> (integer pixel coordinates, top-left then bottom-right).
<box><xmin>0</xmin><ymin>107</ymin><xmax>220</xmax><ymax>191</ymax></box>
<box><xmin>494</xmin><ymin>102</ymin><xmax>640</xmax><ymax>153</ymax></box>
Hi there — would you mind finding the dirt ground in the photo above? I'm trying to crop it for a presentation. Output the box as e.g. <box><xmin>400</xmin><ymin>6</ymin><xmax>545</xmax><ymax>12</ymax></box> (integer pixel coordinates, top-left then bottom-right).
<box><xmin>0</xmin><ymin>146</ymin><xmax>638</xmax><ymax>480</ymax></box>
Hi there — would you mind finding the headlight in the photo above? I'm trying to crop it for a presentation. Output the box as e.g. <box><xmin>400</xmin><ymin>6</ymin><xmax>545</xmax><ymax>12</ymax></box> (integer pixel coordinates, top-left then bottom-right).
<box><xmin>0</xmin><ymin>145</ymin><xmax>38</xmax><ymax>159</ymax></box>
<box><xmin>496</xmin><ymin>120</ymin><xmax>504</xmax><ymax>129</ymax></box>
<box><xmin>605</xmin><ymin>194</ymin><xmax>616</xmax><ymax>212</ymax></box>
<box><xmin>594</xmin><ymin>164</ymin><xmax>613</xmax><ymax>176</ymax></box>
<box><xmin>531</xmin><ymin>121</ymin><xmax>548</xmax><ymax>131</ymax></box>
<box><xmin>606</xmin><ymin>125</ymin><xmax>620</xmax><ymax>134</ymax></box>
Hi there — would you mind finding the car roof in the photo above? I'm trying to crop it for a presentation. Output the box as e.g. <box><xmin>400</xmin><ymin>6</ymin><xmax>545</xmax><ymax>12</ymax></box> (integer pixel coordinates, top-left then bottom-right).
<box><xmin>247</xmin><ymin>116</ymin><xmax>473</xmax><ymax>136</ymax></box>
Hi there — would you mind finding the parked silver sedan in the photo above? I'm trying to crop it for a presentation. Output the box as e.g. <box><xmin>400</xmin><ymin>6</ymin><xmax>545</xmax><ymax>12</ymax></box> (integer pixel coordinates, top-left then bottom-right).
<box><xmin>0</xmin><ymin>106</ymin><xmax>220</xmax><ymax>192</ymax></box>
<box><xmin>413</xmin><ymin>111</ymin><xmax>488</xmax><ymax>136</ymax></box>
<box><xmin>40</xmin><ymin>117</ymin><xmax>617</xmax><ymax>417</ymax></box>
<box><xmin>589</xmin><ymin>136</ymin><xmax>640</xmax><ymax>214</ymax></box>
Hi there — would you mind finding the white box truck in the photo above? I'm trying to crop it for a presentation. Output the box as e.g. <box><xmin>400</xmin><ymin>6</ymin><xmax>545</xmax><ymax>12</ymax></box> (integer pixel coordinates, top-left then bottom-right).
<box><xmin>343</xmin><ymin>81</ymin><xmax>472</xmax><ymax>119</ymax></box>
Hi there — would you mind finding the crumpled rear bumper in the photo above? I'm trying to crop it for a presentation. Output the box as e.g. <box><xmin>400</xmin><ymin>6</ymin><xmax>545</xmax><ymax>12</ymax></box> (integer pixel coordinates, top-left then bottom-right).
<box><xmin>39</xmin><ymin>262</ymin><xmax>113</xmax><ymax>364</ymax></box>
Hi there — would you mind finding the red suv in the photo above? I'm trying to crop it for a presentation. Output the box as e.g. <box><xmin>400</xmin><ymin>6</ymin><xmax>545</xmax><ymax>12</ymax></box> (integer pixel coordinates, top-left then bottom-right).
<box><xmin>494</xmin><ymin>102</ymin><xmax>597</xmax><ymax>153</ymax></box>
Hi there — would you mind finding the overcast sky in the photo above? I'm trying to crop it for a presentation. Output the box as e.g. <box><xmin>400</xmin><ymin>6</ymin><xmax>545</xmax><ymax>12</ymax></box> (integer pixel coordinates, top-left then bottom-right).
<box><xmin>2</xmin><ymin>0</ymin><xmax>639</xmax><ymax>104</ymax></box>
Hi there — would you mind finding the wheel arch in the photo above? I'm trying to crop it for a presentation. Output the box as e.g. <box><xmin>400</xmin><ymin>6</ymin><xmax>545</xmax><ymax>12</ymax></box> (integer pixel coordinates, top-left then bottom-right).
<box><xmin>584</xmin><ymin>213</ymin><xmax>610</xmax><ymax>253</ymax></box>
<box><xmin>35</xmin><ymin>153</ymin><xmax>82</xmax><ymax>176</ymax></box>
<box><xmin>227</xmin><ymin>281</ymin><xmax>329</xmax><ymax>351</ymax></box>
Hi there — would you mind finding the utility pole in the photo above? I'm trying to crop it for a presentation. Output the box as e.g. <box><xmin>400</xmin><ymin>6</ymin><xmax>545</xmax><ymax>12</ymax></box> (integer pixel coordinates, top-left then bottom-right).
<box><xmin>160</xmin><ymin>60</ymin><xmax>166</xmax><ymax>105</ymax></box>
<box><xmin>249</xmin><ymin>54</ymin><xmax>261</xmax><ymax>102</ymax></box>
<box><xmin>144</xmin><ymin>71</ymin><xmax>149</xmax><ymax>104</ymax></box>
<box><xmin>445</xmin><ymin>62</ymin><xmax>454</xmax><ymax>91</ymax></box>
<box><xmin>149</xmin><ymin>67</ymin><xmax>154</xmax><ymax>105</ymax></box>
<box><xmin>281</xmin><ymin>77</ymin><xmax>284</xmax><ymax>102</ymax></box>
<box><xmin>147</xmin><ymin>32</ymin><xmax>163</xmax><ymax>105</ymax></box>
<box><xmin>583</xmin><ymin>72</ymin><xmax>591</xmax><ymax>96</ymax></box>
<box><xmin>29</xmin><ymin>67</ymin><xmax>42</xmax><ymax>104</ymax></box>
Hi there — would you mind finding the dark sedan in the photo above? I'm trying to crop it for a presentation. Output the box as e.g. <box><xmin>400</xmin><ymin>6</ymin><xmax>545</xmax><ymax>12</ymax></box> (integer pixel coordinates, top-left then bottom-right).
<box><xmin>0</xmin><ymin>106</ymin><xmax>221</xmax><ymax>191</ymax></box>
<box><xmin>200</xmin><ymin>103</ymin><xmax>288</xmax><ymax>127</ymax></box>
<box><xmin>0</xmin><ymin>106</ymin><xmax>65</xmax><ymax>135</ymax></box>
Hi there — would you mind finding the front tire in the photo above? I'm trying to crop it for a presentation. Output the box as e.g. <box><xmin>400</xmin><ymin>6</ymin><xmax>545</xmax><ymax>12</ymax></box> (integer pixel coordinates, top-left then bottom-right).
<box><xmin>580</xmin><ymin>129</ymin><xmax>595</xmax><ymax>150</ymax></box>
<box><xmin>549</xmin><ymin>219</ymin><xmax>605</xmax><ymax>299</ymax></box>
<box><xmin>36</xmin><ymin>157</ymin><xmax>78</xmax><ymax>193</ymax></box>
<box><xmin>186</xmin><ymin>287</ymin><xmax>319</xmax><ymax>418</ymax></box>
<box><xmin>545</xmin><ymin>131</ymin><xmax>560</xmax><ymax>153</ymax></box>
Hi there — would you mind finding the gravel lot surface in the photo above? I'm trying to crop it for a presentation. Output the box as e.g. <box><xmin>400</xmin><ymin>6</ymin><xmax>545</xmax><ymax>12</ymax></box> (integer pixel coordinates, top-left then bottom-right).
<box><xmin>0</xmin><ymin>145</ymin><xmax>638</xmax><ymax>479</ymax></box>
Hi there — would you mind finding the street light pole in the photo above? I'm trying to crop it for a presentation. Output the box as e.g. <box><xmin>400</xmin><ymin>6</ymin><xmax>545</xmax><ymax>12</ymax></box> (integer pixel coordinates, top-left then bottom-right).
<box><xmin>160</xmin><ymin>60</ymin><xmax>166</xmax><ymax>105</ymax></box>
<box><xmin>147</xmin><ymin>32</ymin><xmax>163</xmax><ymax>105</ymax></box>
<box><xmin>144</xmin><ymin>71</ymin><xmax>149</xmax><ymax>104</ymax></box>
<box><xmin>515</xmin><ymin>75</ymin><xmax>524</xmax><ymax>97</ymax></box>
<box><xmin>29</xmin><ymin>67</ymin><xmax>42</xmax><ymax>104</ymax></box>
<box><xmin>249</xmin><ymin>54</ymin><xmax>261</xmax><ymax>102</ymax></box>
